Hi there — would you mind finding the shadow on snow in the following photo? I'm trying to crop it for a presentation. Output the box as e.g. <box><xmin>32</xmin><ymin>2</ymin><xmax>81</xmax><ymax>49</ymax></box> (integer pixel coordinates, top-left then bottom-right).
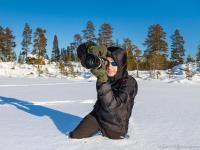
<box><xmin>0</xmin><ymin>96</ymin><xmax>82</xmax><ymax>135</ymax></box>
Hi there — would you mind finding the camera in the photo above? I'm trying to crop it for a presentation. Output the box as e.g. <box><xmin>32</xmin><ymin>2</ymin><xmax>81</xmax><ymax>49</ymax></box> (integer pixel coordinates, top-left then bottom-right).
<box><xmin>77</xmin><ymin>42</ymin><xmax>108</xmax><ymax>69</ymax></box>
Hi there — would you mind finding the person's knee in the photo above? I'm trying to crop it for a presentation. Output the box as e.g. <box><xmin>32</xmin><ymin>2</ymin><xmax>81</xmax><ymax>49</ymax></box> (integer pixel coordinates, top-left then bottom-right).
<box><xmin>68</xmin><ymin>114</ymin><xmax>100</xmax><ymax>139</ymax></box>
<box><xmin>69</xmin><ymin>131</ymin><xmax>83</xmax><ymax>139</ymax></box>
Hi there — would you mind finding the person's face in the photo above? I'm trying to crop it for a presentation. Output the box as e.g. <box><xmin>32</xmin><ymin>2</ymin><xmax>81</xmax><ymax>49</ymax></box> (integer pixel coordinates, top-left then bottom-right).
<box><xmin>106</xmin><ymin>57</ymin><xmax>118</xmax><ymax>77</ymax></box>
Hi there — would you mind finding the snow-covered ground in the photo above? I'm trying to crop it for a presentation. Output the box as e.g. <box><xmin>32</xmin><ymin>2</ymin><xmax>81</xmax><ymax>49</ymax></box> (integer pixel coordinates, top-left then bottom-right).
<box><xmin>0</xmin><ymin>77</ymin><xmax>200</xmax><ymax>150</ymax></box>
<box><xmin>0</xmin><ymin>62</ymin><xmax>200</xmax><ymax>84</ymax></box>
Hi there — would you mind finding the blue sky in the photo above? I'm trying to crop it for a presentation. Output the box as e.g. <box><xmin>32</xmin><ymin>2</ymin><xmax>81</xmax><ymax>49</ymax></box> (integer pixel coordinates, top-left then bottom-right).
<box><xmin>0</xmin><ymin>0</ymin><xmax>200</xmax><ymax>59</ymax></box>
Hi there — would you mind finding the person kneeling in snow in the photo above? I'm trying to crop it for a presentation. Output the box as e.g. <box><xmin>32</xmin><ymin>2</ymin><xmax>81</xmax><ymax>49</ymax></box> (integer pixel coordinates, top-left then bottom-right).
<box><xmin>69</xmin><ymin>43</ymin><xmax>138</xmax><ymax>139</ymax></box>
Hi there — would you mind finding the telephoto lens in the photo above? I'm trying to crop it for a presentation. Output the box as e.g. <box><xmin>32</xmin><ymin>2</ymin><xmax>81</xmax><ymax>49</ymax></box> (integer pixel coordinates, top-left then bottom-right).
<box><xmin>85</xmin><ymin>54</ymin><xmax>101</xmax><ymax>69</ymax></box>
<box><xmin>85</xmin><ymin>54</ymin><xmax>109</xmax><ymax>69</ymax></box>
<box><xmin>77</xmin><ymin>42</ymin><xmax>96</xmax><ymax>68</ymax></box>
<box><xmin>77</xmin><ymin>41</ymin><xmax>108</xmax><ymax>69</ymax></box>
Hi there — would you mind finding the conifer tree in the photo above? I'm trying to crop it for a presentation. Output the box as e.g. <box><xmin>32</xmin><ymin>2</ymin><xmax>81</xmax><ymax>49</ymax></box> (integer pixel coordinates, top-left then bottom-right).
<box><xmin>21</xmin><ymin>23</ymin><xmax>32</xmax><ymax>63</ymax></box>
<box><xmin>73</xmin><ymin>34</ymin><xmax>82</xmax><ymax>61</ymax></box>
<box><xmin>0</xmin><ymin>26</ymin><xmax>16</xmax><ymax>61</ymax></box>
<box><xmin>32</xmin><ymin>28</ymin><xmax>47</xmax><ymax>60</ymax></box>
<box><xmin>170</xmin><ymin>29</ymin><xmax>185</xmax><ymax>65</ymax></box>
<box><xmin>60</xmin><ymin>48</ymin><xmax>66</xmax><ymax>61</ymax></box>
<box><xmin>122</xmin><ymin>38</ymin><xmax>136</xmax><ymax>70</ymax></box>
<box><xmin>74</xmin><ymin>34</ymin><xmax>82</xmax><ymax>47</ymax></box>
<box><xmin>32</xmin><ymin>27</ymin><xmax>47</xmax><ymax>71</ymax></box>
<box><xmin>4</xmin><ymin>27</ymin><xmax>16</xmax><ymax>61</ymax></box>
<box><xmin>18</xmin><ymin>52</ymin><xmax>23</xmax><ymax>64</ymax></box>
<box><xmin>98</xmin><ymin>23</ymin><xmax>113</xmax><ymax>47</ymax></box>
<box><xmin>196</xmin><ymin>44</ymin><xmax>200</xmax><ymax>62</ymax></box>
<box><xmin>51</xmin><ymin>35</ymin><xmax>60</xmax><ymax>62</ymax></box>
<box><xmin>143</xmin><ymin>24</ymin><xmax>168</xmax><ymax>72</ymax></box>
<box><xmin>82</xmin><ymin>20</ymin><xmax>96</xmax><ymax>42</ymax></box>
<box><xmin>186</xmin><ymin>54</ymin><xmax>195</xmax><ymax>63</ymax></box>
<box><xmin>134</xmin><ymin>48</ymin><xmax>142</xmax><ymax>77</ymax></box>
<box><xmin>0</xmin><ymin>26</ymin><xmax>5</xmax><ymax>61</ymax></box>
<box><xmin>144</xmin><ymin>24</ymin><xmax>168</xmax><ymax>57</ymax></box>
<box><xmin>65</xmin><ymin>46</ymin><xmax>72</xmax><ymax>62</ymax></box>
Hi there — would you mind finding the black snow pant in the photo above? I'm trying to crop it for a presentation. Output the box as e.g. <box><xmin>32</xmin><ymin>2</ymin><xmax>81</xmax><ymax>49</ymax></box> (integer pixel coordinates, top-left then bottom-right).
<box><xmin>69</xmin><ymin>111</ymin><xmax>123</xmax><ymax>139</ymax></box>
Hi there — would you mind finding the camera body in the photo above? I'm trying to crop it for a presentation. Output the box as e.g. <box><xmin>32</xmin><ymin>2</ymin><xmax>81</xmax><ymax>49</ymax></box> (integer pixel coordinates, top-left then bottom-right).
<box><xmin>77</xmin><ymin>42</ymin><xmax>108</xmax><ymax>69</ymax></box>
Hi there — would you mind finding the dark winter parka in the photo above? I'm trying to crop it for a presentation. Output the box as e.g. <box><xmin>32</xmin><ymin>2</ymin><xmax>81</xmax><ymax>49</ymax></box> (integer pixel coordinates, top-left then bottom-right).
<box><xmin>93</xmin><ymin>47</ymin><xmax>138</xmax><ymax>136</ymax></box>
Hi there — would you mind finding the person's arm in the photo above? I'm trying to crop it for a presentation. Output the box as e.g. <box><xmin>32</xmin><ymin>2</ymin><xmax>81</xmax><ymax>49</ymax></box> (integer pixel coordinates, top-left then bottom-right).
<box><xmin>96</xmin><ymin>77</ymin><xmax>135</xmax><ymax>111</ymax></box>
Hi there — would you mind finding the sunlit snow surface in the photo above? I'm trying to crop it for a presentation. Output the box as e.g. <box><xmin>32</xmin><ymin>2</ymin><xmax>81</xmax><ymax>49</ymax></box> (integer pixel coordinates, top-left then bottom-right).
<box><xmin>0</xmin><ymin>77</ymin><xmax>200</xmax><ymax>150</ymax></box>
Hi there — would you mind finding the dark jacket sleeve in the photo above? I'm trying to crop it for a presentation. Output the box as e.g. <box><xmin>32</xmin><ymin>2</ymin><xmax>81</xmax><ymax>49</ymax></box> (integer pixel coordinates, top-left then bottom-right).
<box><xmin>96</xmin><ymin>77</ymin><xmax>136</xmax><ymax>111</ymax></box>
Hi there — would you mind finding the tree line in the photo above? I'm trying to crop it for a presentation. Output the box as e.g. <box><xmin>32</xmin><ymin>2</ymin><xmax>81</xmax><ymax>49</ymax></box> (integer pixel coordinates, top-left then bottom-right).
<box><xmin>1</xmin><ymin>21</ymin><xmax>200</xmax><ymax>72</ymax></box>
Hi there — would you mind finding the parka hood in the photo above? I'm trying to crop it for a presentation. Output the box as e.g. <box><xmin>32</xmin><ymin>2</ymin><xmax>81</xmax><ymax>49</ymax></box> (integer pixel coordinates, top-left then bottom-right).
<box><xmin>106</xmin><ymin>47</ymin><xmax>128</xmax><ymax>83</ymax></box>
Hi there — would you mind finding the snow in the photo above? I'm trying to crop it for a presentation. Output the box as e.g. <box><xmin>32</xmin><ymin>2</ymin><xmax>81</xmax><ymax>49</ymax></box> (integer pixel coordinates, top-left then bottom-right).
<box><xmin>0</xmin><ymin>61</ymin><xmax>200</xmax><ymax>149</ymax></box>
<box><xmin>0</xmin><ymin>77</ymin><xmax>200</xmax><ymax>150</ymax></box>
<box><xmin>0</xmin><ymin>62</ymin><xmax>200</xmax><ymax>84</ymax></box>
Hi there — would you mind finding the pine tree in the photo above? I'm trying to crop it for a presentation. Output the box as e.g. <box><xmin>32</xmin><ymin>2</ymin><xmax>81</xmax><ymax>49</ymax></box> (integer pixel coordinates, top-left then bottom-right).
<box><xmin>12</xmin><ymin>50</ymin><xmax>17</xmax><ymax>61</ymax></box>
<box><xmin>4</xmin><ymin>27</ymin><xmax>16</xmax><ymax>61</ymax></box>
<box><xmin>18</xmin><ymin>52</ymin><xmax>24</xmax><ymax>64</ymax></box>
<box><xmin>196</xmin><ymin>44</ymin><xmax>200</xmax><ymax>62</ymax></box>
<box><xmin>51</xmin><ymin>35</ymin><xmax>60</xmax><ymax>62</ymax></box>
<box><xmin>74</xmin><ymin>34</ymin><xmax>82</xmax><ymax>47</ymax></box>
<box><xmin>21</xmin><ymin>23</ymin><xmax>32</xmax><ymax>63</ymax></box>
<box><xmin>67</xmin><ymin>42</ymin><xmax>76</xmax><ymax>62</ymax></box>
<box><xmin>143</xmin><ymin>24</ymin><xmax>168</xmax><ymax>71</ymax></box>
<box><xmin>32</xmin><ymin>28</ymin><xmax>47</xmax><ymax>58</ymax></box>
<box><xmin>82</xmin><ymin>20</ymin><xmax>96</xmax><ymax>42</ymax></box>
<box><xmin>0</xmin><ymin>26</ymin><xmax>5</xmax><ymax>61</ymax></box>
<box><xmin>98</xmin><ymin>23</ymin><xmax>113</xmax><ymax>47</ymax></box>
<box><xmin>32</xmin><ymin>28</ymin><xmax>47</xmax><ymax>66</ymax></box>
<box><xmin>73</xmin><ymin>34</ymin><xmax>82</xmax><ymax>61</ymax></box>
<box><xmin>0</xmin><ymin>26</ymin><xmax>16</xmax><ymax>61</ymax></box>
<box><xmin>134</xmin><ymin>48</ymin><xmax>142</xmax><ymax>77</ymax></box>
<box><xmin>144</xmin><ymin>24</ymin><xmax>168</xmax><ymax>57</ymax></box>
<box><xmin>122</xmin><ymin>38</ymin><xmax>135</xmax><ymax>70</ymax></box>
<box><xmin>146</xmin><ymin>52</ymin><xmax>166</xmax><ymax>78</ymax></box>
<box><xmin>65</xmin><ymin>46</ymin><xmax>72</xmax><ymax>62</ymax></box>
<box><xmin>60</xmin><ymin>48</ymin><xmax>66</xmax><ymax>61</ymax></box>
<box><xmin>67</xmin><ymin>62</ymin><xmax>75</xmax><ymax>77</ymax></box>
<box><xmin>170</xmin><ymin>29</ymin><xmax>185</xmax><ymax>65</ymax></box>
<box><xmin>186</xmin><ymin>54</ymin><xmax>195</xmax><ymax>63</ymax></box>
<box><xmin>71</xmin><ymin>51</ymin><xmax>75</xmax><ymax>62</ymax></box>
<box><xmin>58</xmin><ymin>60</ymin><xmax>66</xmax><ymax>77</ymax></box>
